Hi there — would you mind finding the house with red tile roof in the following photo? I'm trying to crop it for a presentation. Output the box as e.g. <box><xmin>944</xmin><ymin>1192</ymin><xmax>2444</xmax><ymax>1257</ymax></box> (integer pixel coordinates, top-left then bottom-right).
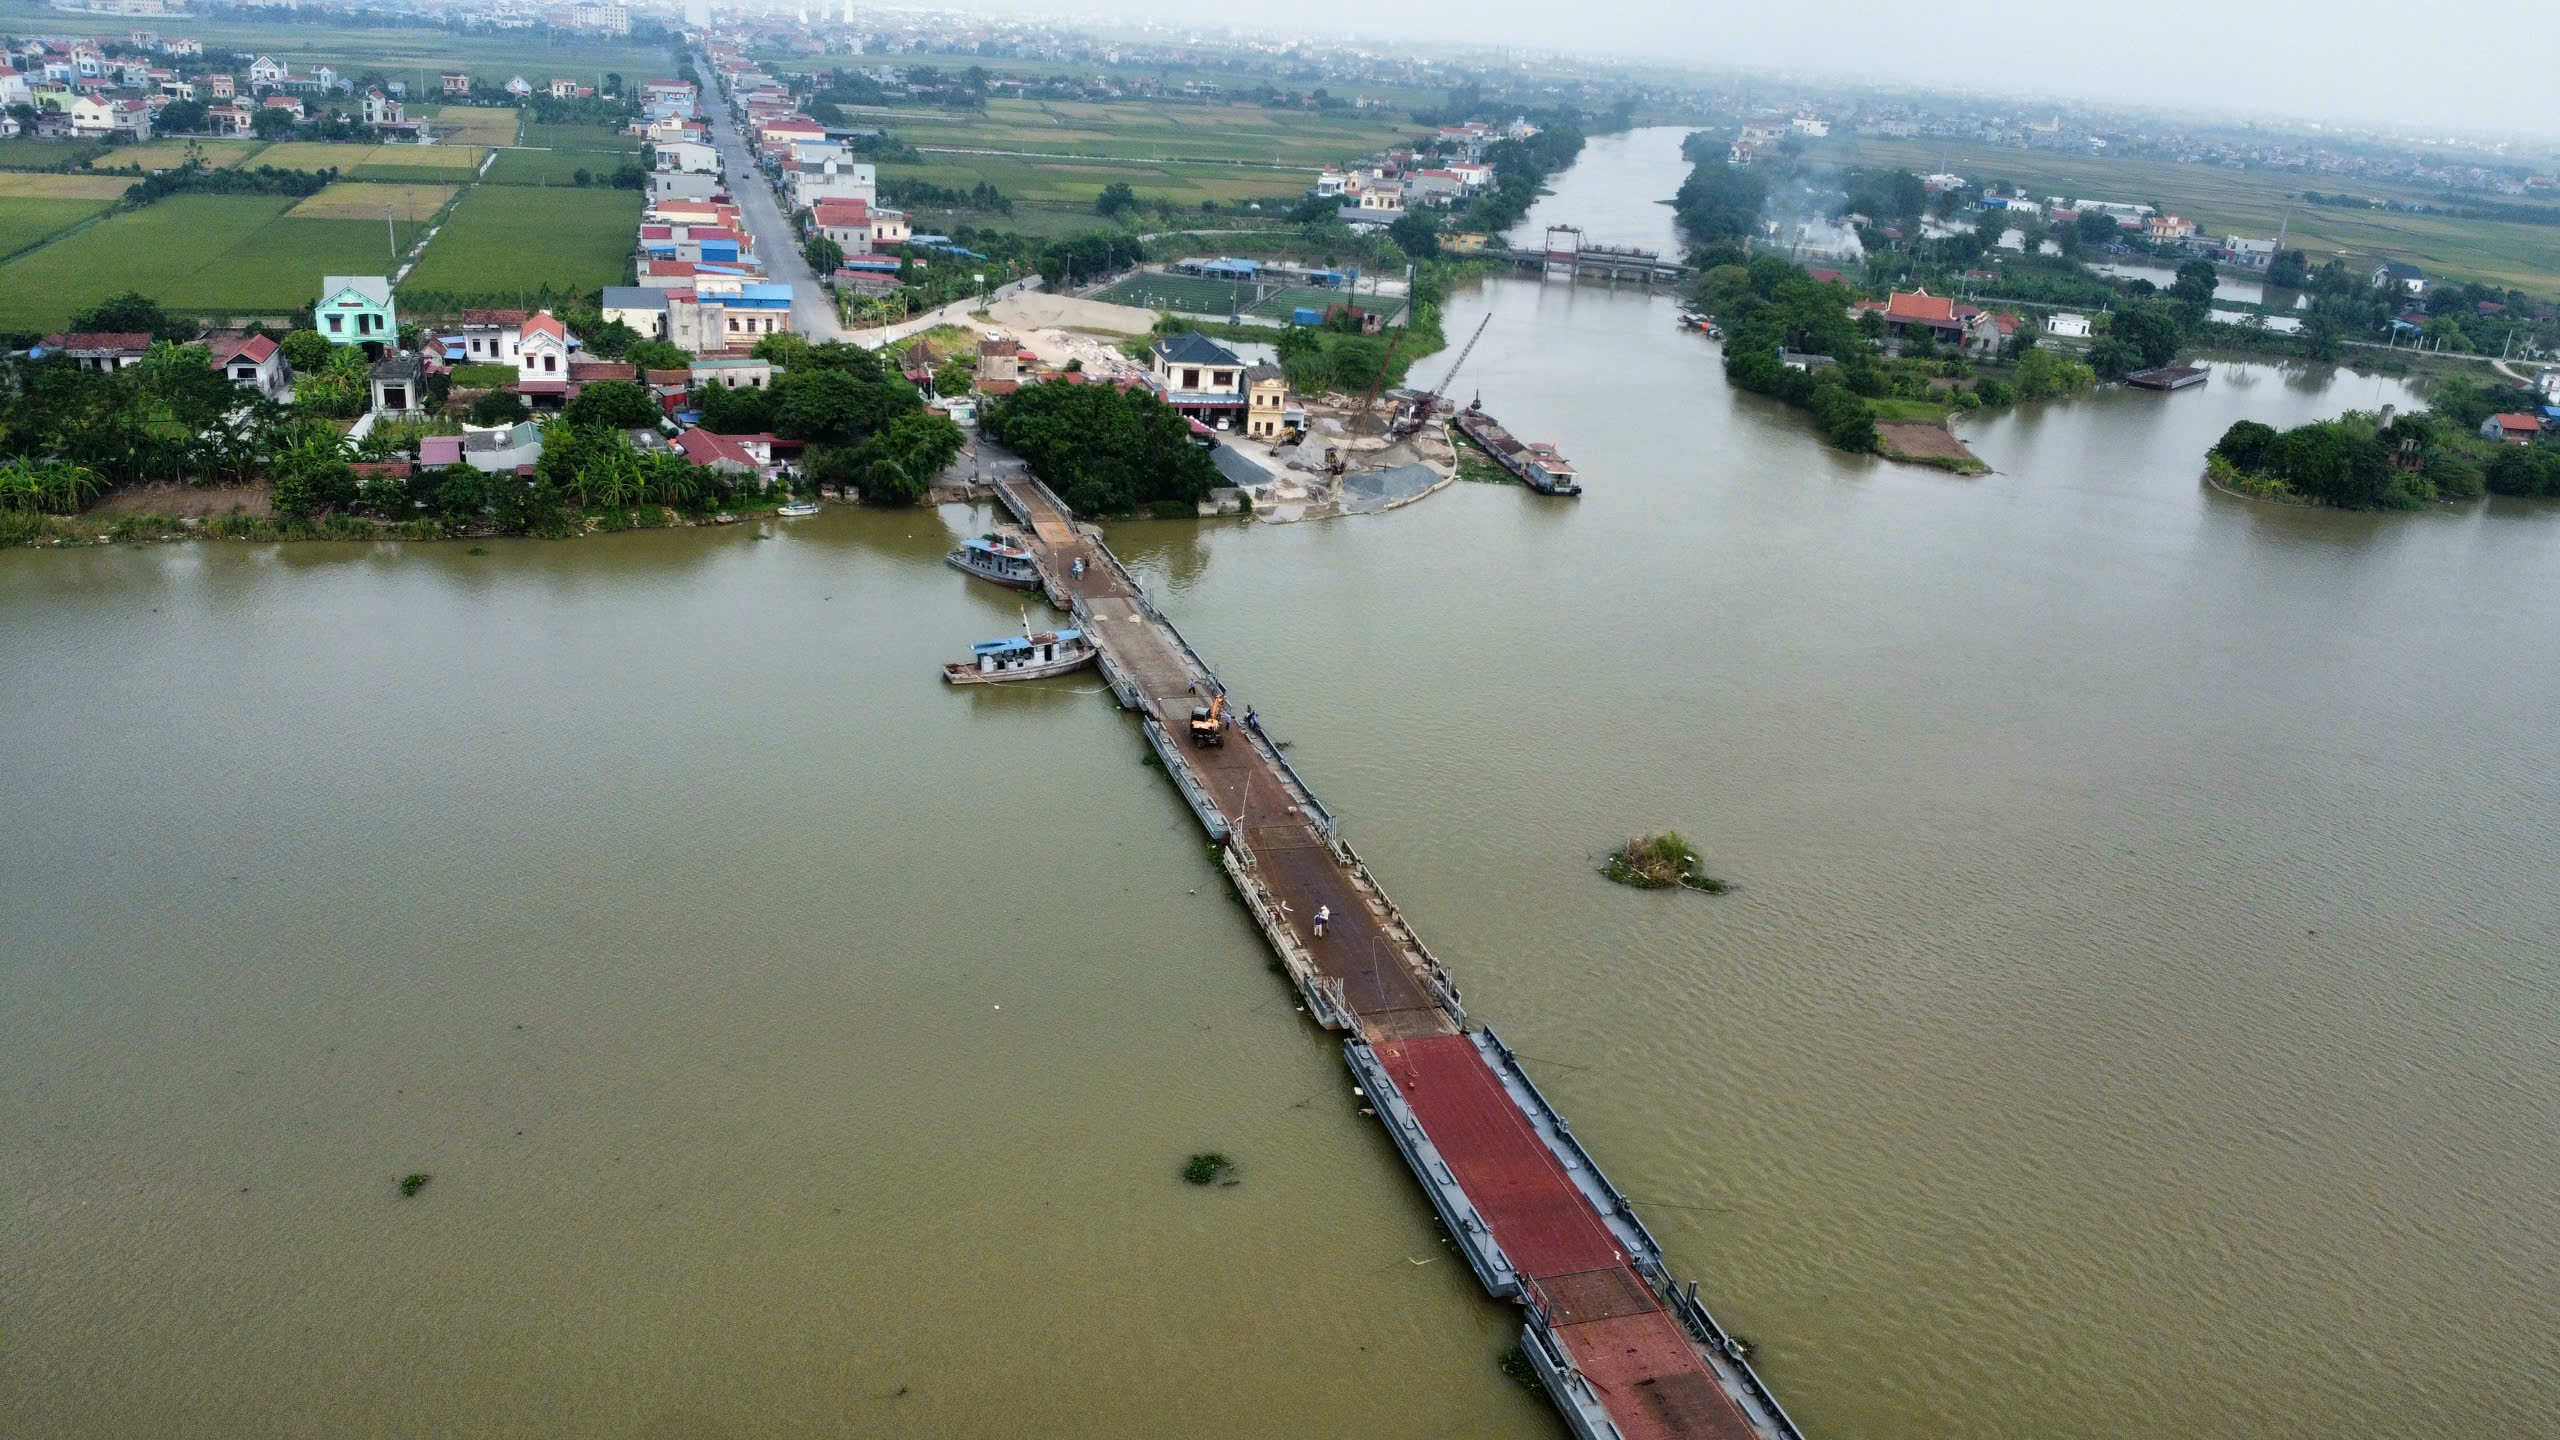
<box><xmin>38</xmin><ymin>331</ymin><xmax>151</xmax><ymax>370</ymax></box>
<box><xmin>1883</xmin><ymin>288</ymin><xmax>1974</xmax><ymax>343</ymax></box>
<box><xmin>205</xmin><ymin>332</ymin><xmax>289</xmax><ymax>399</ymax></box>
<box><xmin>671</xmin><ymin>426</ymin><xmax>777</xmax><ymax>479</ymax></box>
<box><xmin>2480</xmin><ymin>412</ymin><xmax>2544</xmax><ymax>445</ymax></box>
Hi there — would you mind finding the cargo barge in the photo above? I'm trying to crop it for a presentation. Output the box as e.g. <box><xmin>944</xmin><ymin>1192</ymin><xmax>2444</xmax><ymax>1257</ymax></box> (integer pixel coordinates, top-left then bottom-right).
<box><xmin>1454</xmin><ymin>402</ymin><xmax>1582</xmax><ymax>496</ymax></box>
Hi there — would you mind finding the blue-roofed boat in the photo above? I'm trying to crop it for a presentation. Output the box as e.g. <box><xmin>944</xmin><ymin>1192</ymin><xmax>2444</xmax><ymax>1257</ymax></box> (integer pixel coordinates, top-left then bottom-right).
<box><xmin>943</xmin><ymin>626</ymin><xmax>1096</xmax><ymax>684</ymax></box>
<box><xmin>946</xmin><ymin>531</ymin><xmax>1042</xmax><ymax>589</ymax></box>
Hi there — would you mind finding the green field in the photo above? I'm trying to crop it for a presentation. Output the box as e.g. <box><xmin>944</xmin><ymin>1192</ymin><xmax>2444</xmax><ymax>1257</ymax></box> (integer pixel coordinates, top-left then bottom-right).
<box><xmin>1089</xmin><ymin>271</ymin><xmax>1368</xmax><ymax>322</ymax></box>
<box><xmin>881</xmin><ymin>153</ymin><xmax>1310</xmax><ymax>211</ymax></box>
<box><xmin>485</xmin><ymin>147</ymin><xmax>631</xmax><ymax>186</ymax></box>
<box><xmin>844</xmin><ymin>96</ymin><xmax>1410</xmax><ymax>169</ymax></box>
<box><xmin>0</xmin><ymin>195</ymin><xmax>116</xmax><ymax>263</ymax></box>
<box><xmin>399</xmin><ymin>184</ymin><xmax>639</xmax><ymax>298</ymax></box>
<box><xmin>1814</xmin><ymin>137</ymin><xmax>2560</xmax><ymax>294</ymax></box>
<box><xmin>521</xmin><ymin>122</ymin><xmax>638</xmax><ymax>154</ymax></box>
<box><xmin>752</xmin><ymin>49</ymin><xmax>1451</xmax><ymax>112</ymax></box>
<box><xmin>103</xmin><ymin>139</ymin><xmax>271</xmax><ymax>172</ymax></box>
<box><xmin>0</xmin><ymin>138</ymin><xmax>108</xmax><ymax>171</ymax></box>
<box><xmin>0</xmin><ymin>194</ymin><xmax>416</xmax><ymax>330</ymax></box>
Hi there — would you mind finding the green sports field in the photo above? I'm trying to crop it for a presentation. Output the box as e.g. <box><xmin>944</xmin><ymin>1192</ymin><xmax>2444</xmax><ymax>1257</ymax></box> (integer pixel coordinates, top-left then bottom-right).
<box><xmin>398</xmin><ymin>184</ymin><xmax>639</xmax><ymax>299</ymax></box>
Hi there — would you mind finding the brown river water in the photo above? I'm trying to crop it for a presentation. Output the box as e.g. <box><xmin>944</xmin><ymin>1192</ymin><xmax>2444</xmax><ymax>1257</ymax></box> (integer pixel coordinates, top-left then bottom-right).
<box><xmin>6</xmin><ymin>128</ymin><xmax>2558</xmax><ymax>1439</ymax></box>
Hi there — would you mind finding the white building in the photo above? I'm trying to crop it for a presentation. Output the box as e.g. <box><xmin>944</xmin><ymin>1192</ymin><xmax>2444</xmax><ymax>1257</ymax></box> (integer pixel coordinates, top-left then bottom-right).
<box><xmin>2047</xmin><ymin>312</ymin><xmax>2092</xmax><ymax>339</ymax></box>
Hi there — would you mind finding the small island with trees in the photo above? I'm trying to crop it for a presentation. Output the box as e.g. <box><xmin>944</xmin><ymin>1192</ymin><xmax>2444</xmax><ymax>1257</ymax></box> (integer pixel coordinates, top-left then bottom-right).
<box><xmin>2204</xmin><ymin>375</ymin><xmax>2560</xmax><ymax>510</ymax></box>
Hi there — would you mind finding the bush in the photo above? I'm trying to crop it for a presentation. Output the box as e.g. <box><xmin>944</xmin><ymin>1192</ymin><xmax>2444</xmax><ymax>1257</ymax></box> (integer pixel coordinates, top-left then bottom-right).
<box><xmin>468</xmin><ymin>389</ymin><xmax>529</xmax><ymax>426</ymax></box>
<box><xmin>2213</xmin><ymin>420</ymin><xmax>2278</xmax><ymax>470</ymax></box>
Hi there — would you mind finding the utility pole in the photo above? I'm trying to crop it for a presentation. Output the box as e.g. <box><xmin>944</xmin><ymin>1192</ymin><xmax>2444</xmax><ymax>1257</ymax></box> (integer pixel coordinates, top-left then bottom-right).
<box><xmin>385</xmin><ymin>203</ymin><xmax>397</xmax><ymax>266</ymax></box>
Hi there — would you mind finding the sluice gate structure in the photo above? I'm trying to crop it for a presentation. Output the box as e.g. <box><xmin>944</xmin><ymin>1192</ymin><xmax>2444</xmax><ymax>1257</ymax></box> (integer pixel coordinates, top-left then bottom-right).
<box><xmin>995</xmin><ymin>476</ymin><xmax>1804</xmax><ymax>1440</ymax></box>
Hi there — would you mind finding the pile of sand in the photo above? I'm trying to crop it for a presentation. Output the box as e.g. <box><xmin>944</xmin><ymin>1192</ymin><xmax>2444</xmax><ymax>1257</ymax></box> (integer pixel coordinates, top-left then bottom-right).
<box><xmin>987</xmin><ymin>293</ymin><xmax>1160</xmax><ymax>336</ymax></box>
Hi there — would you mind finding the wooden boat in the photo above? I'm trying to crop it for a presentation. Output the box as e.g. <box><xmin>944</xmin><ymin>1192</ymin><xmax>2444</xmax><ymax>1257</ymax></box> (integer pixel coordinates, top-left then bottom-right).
<box><xmin>776</xmin><ymin>499</ymin><xmax>820</xmax><ymax>517</ymax></box>
<box><xmin>943</xmin><ymin>626</ymin><xmax>1097</xmax><ymax>684</ymax></box>
<box><xmin>945</xmin><ymin>531</ymin><xmax>1042</xmax><ymax>589</ymax></box>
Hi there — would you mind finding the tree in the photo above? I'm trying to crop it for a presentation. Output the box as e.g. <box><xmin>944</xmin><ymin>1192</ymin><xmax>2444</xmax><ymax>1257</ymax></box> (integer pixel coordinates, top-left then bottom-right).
<box><xmin>252</xmin><ymin>106</ymin><xmax>298</xmax><ymax>140</ymax></box>
<box><xmin>279</xmin><ymin>329</ymin><xmax>332</xmax><ymax>374</ymax></box>
<box><xmin>1387</xmin><ymin>211</ymin><xmax>1440</xmax><ymax>259</ymax></box>
<box><xmin>2076</xmin><ymin>210</ymin><xmax>2120</xmax><ymax>247</ymax></box>
<box><xmin>2268</xmin><ymin>249</ymin><xmax>2310</xmax><ymax>289</ymax></box>
<box><xmin>979</xmin><ymin>382</ymin><xmax>1219</xmax><ymax>515</ymax></box>
<box><xmin>563</xmin><ymin>379</ymin><xmax>661</xmax><ymax>430</ymax></box>
<box><xmin>695</xmin><ymin>382</ymin><xmax>774</xmax><ymax>433</ymax></box>
<box><xmin>70</xmin><ymin>292</ymin><xmax>188</xmax><ymax>342</ymax></box>
<box><xmin>2088</xmin><ymin>336</ymin><xmax>2141</xmax><ymax>380</ymax></box>
<box><xmin>625</xmin><ymin>339</ymin><xmax>689</xmax><ymax>372</ymax></box>
<box><xmin>158</xmin><ymin>98</ymin><xmax>208</xmax><ymax>133</ymax></box>
<box><xmin>468</xmin><ymin>388</ymin><xmax>530</xmax><ymax>426</ymax></box>
<box><xmin>1810</xmin><ymin>384</ymin><xmax>1875</xmax><ymax>453</ymax></box>
<box><xmin>1095</xmin><ymin>181</ymin><xmax>1138</xmax><ymax>218</ymax></box>
<box><xmin>2110</xmin><ymin>300</ymin><xmax>2184</xmax><ymax>368</ymax></box>
<box><xmin>2212</xmin><ymin>420</ymin><xmax>2278</xmax><ymax>471</ymax></box>
<box><xmin>804</xmin><ymin>234</ymin><xmax>845</xmax><ymax>274</ymax></box>
<box><xmin>2171</xmin><ymin>259</ymin><xmax>2219</xmax><ymax>307</ymax></box>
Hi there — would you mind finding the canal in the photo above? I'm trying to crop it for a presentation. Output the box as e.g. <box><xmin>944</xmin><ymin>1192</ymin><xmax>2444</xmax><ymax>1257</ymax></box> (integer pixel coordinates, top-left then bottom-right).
<box><xmin>6</xmin><ymin>128</ymin><xmax>2559</xmax><ymax>1440</ymax></box>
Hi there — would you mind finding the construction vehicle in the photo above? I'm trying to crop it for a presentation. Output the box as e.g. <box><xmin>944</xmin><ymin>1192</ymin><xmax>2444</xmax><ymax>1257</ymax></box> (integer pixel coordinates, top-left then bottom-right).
<box><xmin>1187</xmin><ymin>693</ymin><xmax>1228</xmax><ymax>747</ymax></box>
<box><xmin>1391</xmin><ymin>314</ymin><xmax>1491</xmax><ymax>436</ymax></box>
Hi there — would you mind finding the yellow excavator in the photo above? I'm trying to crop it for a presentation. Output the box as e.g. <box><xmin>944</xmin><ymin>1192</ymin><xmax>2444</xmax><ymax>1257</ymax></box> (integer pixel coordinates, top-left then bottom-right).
<box><xmin>1187</xmin><ymin>693</ymin><xmax>1228</xmax><ymax>747</ymax></box>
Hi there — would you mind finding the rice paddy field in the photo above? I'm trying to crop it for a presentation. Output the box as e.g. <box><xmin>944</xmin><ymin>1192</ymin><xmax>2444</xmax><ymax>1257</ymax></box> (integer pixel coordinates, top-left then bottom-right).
<box><xmin>1814</xmin><ymin>137</ymin><xmax>2560</xmax><ymax>294</ymax></box>
<box><xmin>397</xmin><ymin>184</ymin><xmax>639</xmax><ymax>299</ymax></box>
<box><xmin>0</xmin><ymin>138</ymin><xmax>107</xmax><ymax>170</ymax></box>
<box><xmin>104</xmin><ymin>140</ymin><xmax>271</xmax><ymax>172</ymax></box>
<box><xmin>880</xmin><ymin>154</ymin><xmax>1310</xmax><ymax>211</ymax></box>
<box><xmin>485</xmin><ymin>147</ymin><xmax>630</xmax><ymax>186</ymax></box>
<box><xmin>432</xmin><ymin>106</ymin><xmax>524</xmax><ymax>148</ymax></box>
<box><xmin>843</xmin><ymin>97</ymin><xmax>1411</xmax><ymax>170</ymax></box>
<box><xmin>0</xmin><ymin>196</ymin><xmax>114</xmax><ymax>263</ymax></box>
<box><xmin>250</xmin><ymin>141</ymin><xmax>489</xmax><ymax>183</ymax></box>
<box><xmin>286</xmin><ymin>182</ymin><xmax>462</xmax><ymax>222</ymax></box>
<box><xmin>0</xmin><ymin>194</ymin><xmax>415</xmax><ymax>331</ymax></box>
<box><xmin>520</xmin><ymin>123</ymin><xmax>639</xmax><ymax>154</ymax></box>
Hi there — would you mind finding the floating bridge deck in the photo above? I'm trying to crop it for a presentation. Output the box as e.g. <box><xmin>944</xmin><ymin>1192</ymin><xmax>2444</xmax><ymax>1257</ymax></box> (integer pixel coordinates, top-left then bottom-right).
<box><xmin>995</xmin><ymin>477</ymin><xmax>1804</xmax><ymax>1440</ymax></box>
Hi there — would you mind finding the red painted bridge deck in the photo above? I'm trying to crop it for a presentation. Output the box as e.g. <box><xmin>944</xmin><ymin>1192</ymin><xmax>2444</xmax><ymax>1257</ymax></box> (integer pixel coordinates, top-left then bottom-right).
<box><xmin>1377</xmin><ymin>1034</ymin><xmax>1760</xmax><ymax>1440</ymax></box>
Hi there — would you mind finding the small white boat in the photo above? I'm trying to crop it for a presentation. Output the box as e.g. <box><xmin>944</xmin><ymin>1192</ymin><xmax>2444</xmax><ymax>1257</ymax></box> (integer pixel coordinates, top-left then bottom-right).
<box><xmin>943</xmin><ymin>626</ymin><xmax>1097</xmax><ymax>684</ymax></box>
<box><xmin>777</xmin><ymin>499</ymin><xmax>820</xmax><ymax>517</ymax></box>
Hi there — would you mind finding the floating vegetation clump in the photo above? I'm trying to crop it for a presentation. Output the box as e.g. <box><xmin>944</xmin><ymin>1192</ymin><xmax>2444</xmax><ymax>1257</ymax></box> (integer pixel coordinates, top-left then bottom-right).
<box><xmin>1603</xmin><ymin>832</ymin><xmax>1728</xmax><ymax>893</ymax></box>
<box><xmin>398</xmin><ymin>1173</ymin><xmax>431</xmax><ymax>1198</ymax></box>
<box><xmin>1498</xmin><ymin>1343</ymin><xmax>1543</xmax><ymax>1392</ymax></box>
<box><xmin>1181</xmin><ymin>1152</ymin><xmax>1234</xmax><ymax>1186</ymax></box>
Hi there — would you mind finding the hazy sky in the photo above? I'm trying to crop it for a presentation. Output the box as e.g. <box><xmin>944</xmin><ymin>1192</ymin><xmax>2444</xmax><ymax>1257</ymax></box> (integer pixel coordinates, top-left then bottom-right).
<box><xmin>1143</xmin><ymin>0</ymin><xmax>2560</xmax><ymax>143</ymax></box>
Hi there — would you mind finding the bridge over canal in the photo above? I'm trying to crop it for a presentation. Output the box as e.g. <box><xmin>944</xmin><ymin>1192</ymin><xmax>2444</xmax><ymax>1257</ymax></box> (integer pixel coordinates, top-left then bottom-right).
<box><xmin>993</xmin><ymin>475</ymin><xmax>1804</xmax><ymax>1440</ymax></box>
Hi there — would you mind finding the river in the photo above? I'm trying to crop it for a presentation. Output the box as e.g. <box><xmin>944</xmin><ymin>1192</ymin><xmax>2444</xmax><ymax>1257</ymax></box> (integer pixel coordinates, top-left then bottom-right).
<box><xmin>7</xmin><ymin>128</ymin><xmax>2559</xmax><ymax>1440</ymax></box>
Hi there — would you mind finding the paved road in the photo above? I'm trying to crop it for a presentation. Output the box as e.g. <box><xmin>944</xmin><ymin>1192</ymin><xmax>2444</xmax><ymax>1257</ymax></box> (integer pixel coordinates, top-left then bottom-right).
<box><xmin>696</xmin><ymin>56</ymin><xmax>844</xmax><ymax>342</ymax></box>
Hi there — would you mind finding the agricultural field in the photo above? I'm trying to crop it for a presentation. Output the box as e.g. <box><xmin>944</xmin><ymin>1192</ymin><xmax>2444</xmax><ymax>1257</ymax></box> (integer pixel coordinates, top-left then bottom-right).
<box><xmin>431</xmin><ymin>106</ymin><xmax>522</xmax><ymax>147</ymax></box>
<box><xmin>249</xmin><ymin>141</ymin><xmax>487</xmax><ymax>182</ymax></box>
<box><xmin>1815</xmin><ymin>137</ymin><xmax>2560</xmax><ymax>295</ymax></box>
<box><xmin>0</xmin><ymin>194</ymin><xmax>408</xmax><ymax>331</ymax></box>
<box><xmin>398</xmin><ymin>184</ymin><xmax>640</xmax><ymax>299</ymax></box>
<box><xmin>286</xmin><ymin>182</ymin><xmax>461</xmax><ymax>222</ymax></box>
<box><xmin>484</xmin><ymin>147</ymin><xmax>632</xmax><ymax>186</ymax></box>
<box><xmin>756</xmin><ymin>48</ymin><xmax>1452</xmax><ymax>112</ymax></box>
<box><xmin>103</xmin><ymin>139</ymin><xmax>271</xmax><ymax>172</ymax></box>
<box><xmin>881</xmin><ymin>153</ymin><xmax>1310</xmax><ymax>210</ymax></box>
<box><xmin>843</xmin><ymin>97</ymin><xmax>1412</xmax><ymax>169</ymax></box>
<box><xmin>0</xmin><ymin>138</ymin><xmax>108</xmax><ymax>171</ymax></box>
<box><xmin>0</xmin><ymin>196</ymin><xmax>116</xmax><ymax>263</ymax></box>
<box><xmin>521</xmin><ymin>122</ymin><xmax>638</xmax><ymax>154</ymax></box>
<box><xmin>0</xmin><ymin>173</ymin><xmax>137</xmax><ymax>201</ymax></box>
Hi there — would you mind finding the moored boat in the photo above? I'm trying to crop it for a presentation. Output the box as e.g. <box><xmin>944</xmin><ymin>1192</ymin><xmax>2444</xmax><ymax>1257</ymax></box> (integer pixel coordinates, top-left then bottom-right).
<box><xmin>943</xmin><ymin>626</ymin><xmax>1097</xmax><ymax>684</ymax></box>
<box><xmin>776</xmin><ymin>499</ymin><xmax>820</xmax><ymax>517</ymax></box>
<box><xmin>1453</xmin><ymin>401</ymin><xmax>1583</xmax><ymax>497</ymax></box>
<box><xmin>946</xmin><ymin>531</ymin><xmax>1042</xmax><ymax>589</ymax></box>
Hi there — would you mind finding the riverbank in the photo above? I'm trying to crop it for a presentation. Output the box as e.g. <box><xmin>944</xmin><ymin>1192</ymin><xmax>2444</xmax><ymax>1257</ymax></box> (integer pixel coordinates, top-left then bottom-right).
<box><xmin>3</xmin><ymin>489</ymin><xmax>806</xmax><ymax>548</ymax></box>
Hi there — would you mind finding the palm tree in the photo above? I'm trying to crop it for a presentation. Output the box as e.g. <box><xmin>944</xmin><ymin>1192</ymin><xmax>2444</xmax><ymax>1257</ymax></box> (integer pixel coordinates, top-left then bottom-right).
<box><xmin>640</xmin><ymin>451</ymin><xmax>704</xmax><ymax>506</ymax></box>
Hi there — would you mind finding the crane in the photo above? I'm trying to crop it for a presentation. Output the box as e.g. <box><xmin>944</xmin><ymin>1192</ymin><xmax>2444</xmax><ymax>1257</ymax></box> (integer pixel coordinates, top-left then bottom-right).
<box><xmin>1352</xmin><ymin>324</ymin><xmax>1409</xmax><ymax>414</ymax></box>
<box><xmin>1392</xmin><ymin>313</ymin><xmax>1491</xmax><ymax>434</ymax></box>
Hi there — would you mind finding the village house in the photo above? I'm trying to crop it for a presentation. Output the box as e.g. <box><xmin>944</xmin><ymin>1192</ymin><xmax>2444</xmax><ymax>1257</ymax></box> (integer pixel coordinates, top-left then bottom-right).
<box><xmin>440</xmin><ymin>71</ymin><xmax>470</xmax><ymax>96</ymax></box>
<box><xmin>245</xmin><ymin>54</ymin><xmax>284</xmax><ymax>88</ymax></box>
<box><xmin>503</xmin><ymin>76</ymin><xmax>533</xmax><ymax>100</ymax></box>
<box><xmin>2144</xmin><ymin>214</ymin><xmax>2198</xmax><ymax>243</ymax></box>
<box><xmin>672</xmin><ymin>426</ymin><xmax>778</xmax><ymax>481</ymax></box>
<box><xmin>2373</xmin><ymin>260</ymin><xmax>2427</xmax><ymax>295</ymax></box>
<box><xmin>317</xmin><ymin>276</ymin><xmax>397</xmax><ymax>355</ymax></box>
<box><xmin>1242</xmin><ymin>365</ymin><xmax>1295</xmax><ymax>442</ymax></box>
<box><xmin>204</xmin><ymin>332</ymin><xmax>289</xmax><ymax>400</ymax></box>
<box><xmin>1147</xmin><ymin>331</ymin><xmax>1246</xmax><ymax>423</ymax></box>
<box><xmin>976</xmin><ymin>335</ymin><xmax>1020</xmax><ymax>390</ymax></box>
<box><xmin>368</xmin><ymin>353</ymin><xmax>426</xmax><ymax>418</ymax></box>
<box><xmin>2480</xmin><ymin>412</ymin><xmax>2543</xmax><ymax>445</ymax></box>
<box><xmin>360</xmin><ymin>88</ymin><xmax>402</xmax><ymax>125</ymax></box>
<box><xmin>205</xmin><ymin>101</ymin><xmax>251</xmax><ymax>135</ymax></box>
<box><xmin>423</xmin><ymin>420</ymin><xmax>545</xmax><ymax>475</ymax></box>
<box><xmin>39</xmin><ymin>331</ymin><xmax>151</xmax><ymax>371</ymax></box>
<box><xmin>457</xmin><ymin>307</ymin><xmax>528</xmax><ymax>363</ymax></box>
<box><xmin>655</xmin><ymin>137</ymin><xmax>718</xmax><ymax>174</ymax></box>
<box><xmin>601</xmin><ymin>286</ymin><xmax>670</xmax><ymax>339</ymax></box>
<box><xmin>261</xmin><ymin>95</ymin><xmax>304</xmax><ymax>123</ymax></box>
<box><xmin>515</xmin><ymin>311</ymin><xmax>576</xmax><ymax>399</ymax></box>
<box><xmin>1882</xmin><ymin>289</ymin><xmax>1975</xmax><ymax>345</ymax></box>
<box><xmin>2047</xmin><ymin>312</ymin><xmax>2093</xmax><ymax>339</ymax></box>
<box><xmin>689</xmin><ymin>355</ymin><xmax>771</xmax><ymax>391</ymax></box>
<box><xmin>2225</xmin><ymin>235</ymin><xmax>2277</xmax><ymax>268</ymax></box>
<box><xmin>206</xmin><ymin>71</ymin><xmax>233</xmax><ymax>99</ymax></box>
